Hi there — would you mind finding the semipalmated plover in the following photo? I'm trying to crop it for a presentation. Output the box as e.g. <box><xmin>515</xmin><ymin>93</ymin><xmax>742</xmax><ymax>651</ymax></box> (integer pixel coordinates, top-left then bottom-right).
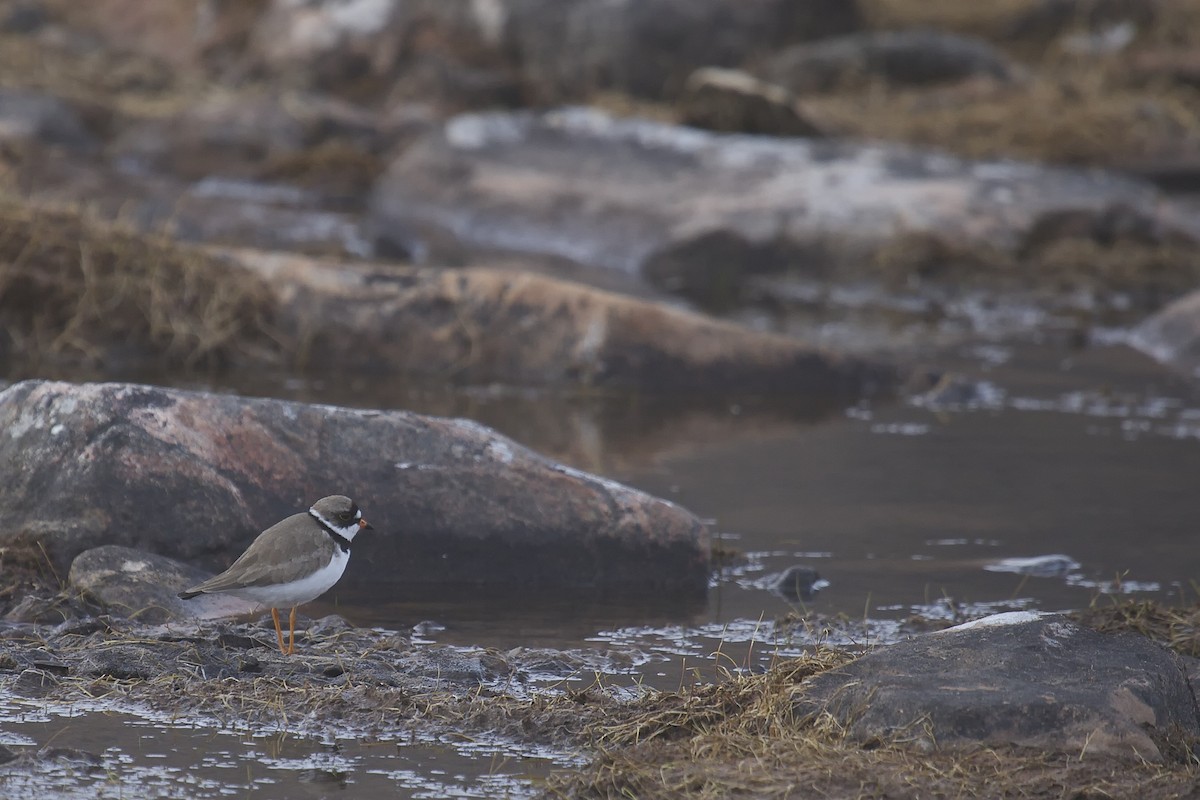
<box><xmin>179</xmin><ymin>495</ymin><xmax>372</xmax><ymax>655</ymax></box>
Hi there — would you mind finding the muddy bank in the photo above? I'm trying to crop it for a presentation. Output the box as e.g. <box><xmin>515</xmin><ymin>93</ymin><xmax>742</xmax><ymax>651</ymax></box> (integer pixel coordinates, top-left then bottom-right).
<box><xmin>0</xmin><ymin>615</ymin><xmax>608</xmax><ymax>746</ymax></box>
<box><xmin>2</xmin><ymin>601</ymin><xmax>1199</xmax><ymax>799</ymax></box>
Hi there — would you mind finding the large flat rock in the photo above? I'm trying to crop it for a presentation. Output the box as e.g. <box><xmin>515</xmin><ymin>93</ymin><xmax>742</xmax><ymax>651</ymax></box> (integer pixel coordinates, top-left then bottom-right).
<box><xmin>69</xmin><ymin>545</ymin><xmax>258</xmax><ymax>623</ymax></box>
<box><xmin>222</xmin><ymin>248</ymin><xmax>893</xmax><ymax>394</ymax></box>
<box><xmin>370</xmin><ymin>108</ymin><xmax>1200</xmax><ymax>294</ymax></box>
<box><xmin>796</xmin><ymin>614</ymin><xmax>1200</xmax><ymax>761</ymax></box>
<box><xmin>0</xmin><ymin>380</ymin><xmax>710</xmax><ymax>597</ymax></box>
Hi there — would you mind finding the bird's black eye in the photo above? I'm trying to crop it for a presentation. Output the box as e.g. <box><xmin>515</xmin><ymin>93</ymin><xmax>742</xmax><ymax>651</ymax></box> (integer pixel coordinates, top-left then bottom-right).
<box><xmin>339</xmin><ymin>512</ymin><xmax>352</xmax><ymax>521</ymax></box>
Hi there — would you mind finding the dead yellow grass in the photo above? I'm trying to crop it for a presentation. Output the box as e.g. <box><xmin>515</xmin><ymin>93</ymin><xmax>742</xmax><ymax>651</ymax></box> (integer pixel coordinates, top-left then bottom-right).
<box><xmin>813</xmin><ymin>72</ymin><xmax>1200</xmax><ymax>166</ymax></box>
<box><xmin>1072</xmin><ymin>597</ymin><xmax>1200</xmax><ymax>657</ymax></box>
<box><xmin>861</xmin><ymin>0</ymin><xmax>1040</xmax><ymax>39</ymax></box>
<box><xmin>6</xmin><ymin>602</ymin><xmax>1200</xmax><ymax>799</ymax></box>
<box><xmin>0</xmin><ymin>203</ymin><xmax>283</xmax><ymax>370</ymax></box>
<box><xmin>542</xmin><ymin>650</ymin><xmax>1199</xmax><ymax>799</ymax></box>
<box><xmin>807</xmin><ymin>0</ymin><xmax>1200</xmax><ymax>168</ymax></box>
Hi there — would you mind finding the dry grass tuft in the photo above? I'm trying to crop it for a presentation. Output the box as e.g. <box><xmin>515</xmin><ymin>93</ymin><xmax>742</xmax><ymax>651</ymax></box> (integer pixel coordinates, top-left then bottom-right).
<box><xmin>804</xmin><ymin>0</ymin><xmax>1200</xmax><ymax>168</ymax></box>
<box><xmin>0</xmin><ymin>203</ymin><xmax>284</xmax><ymax>371</ymax></box>
<box><xmin>1071</xmin><ymin>598</ymin><xmax>1200</xmax><ymax>657</ymax></box>
<box><xmin>809</xmin><ymin>70</ymin><xmax>1200</xmax><ymax>167</ymax></box>
<box><xmin>6</xmin><ymin>606</ymin><xmax>1200</xmax><ymax>799</ymax></box>
<box><xmin>542</xmin><ymin>646</ymin><xmax>1200</xmax><ymax>799</ymax></box>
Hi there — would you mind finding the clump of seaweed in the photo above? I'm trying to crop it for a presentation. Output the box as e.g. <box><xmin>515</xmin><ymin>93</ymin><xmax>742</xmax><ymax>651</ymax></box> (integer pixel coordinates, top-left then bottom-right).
<box><xmin>0</xmin><ymin>203</ymin><xmax>284</xmax><ymax>371</ymax></box>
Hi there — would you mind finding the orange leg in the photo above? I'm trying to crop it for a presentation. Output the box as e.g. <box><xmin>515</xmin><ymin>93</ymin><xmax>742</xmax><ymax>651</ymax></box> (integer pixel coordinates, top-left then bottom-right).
<box><xmin>270</xmin><ymin>607</ymin><xmax>287</xmax><ymax>655</ymax></box>
<box><xmin>287</xmin><ymin>606</ymin><xmax>297</xmax><ymax>655</ymax></box>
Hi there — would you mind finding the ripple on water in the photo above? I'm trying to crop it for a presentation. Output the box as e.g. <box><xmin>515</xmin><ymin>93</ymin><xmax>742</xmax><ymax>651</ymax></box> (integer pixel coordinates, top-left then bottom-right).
<box><xmin>0</xmin><ymin>690</ymin><xmax>566</xmax><ymax>800</ymax></box>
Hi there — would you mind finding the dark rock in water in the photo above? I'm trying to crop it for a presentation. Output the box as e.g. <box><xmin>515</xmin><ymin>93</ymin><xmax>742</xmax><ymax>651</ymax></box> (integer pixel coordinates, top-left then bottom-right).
<box><xmin>1130</xmin><ymin>289</ymin><xmax>1200</xmax><ymax>378</ymax></box>
<box><xmin>370</xmin><ymin>108</ymin><xmax>1200</xmax><ymax>293</ymax></box>
<box><xmin>679</xmin><ymin>68</ymin><xmax>824</xmax><ymax>139</ymax></box>
<box><xmin>225</xmin><ymin>249</ymin><xmax>892</xmax><ymax>394</ymax></box>
<box><xmin>0</xmin><ymin>380</ymin><xmax>711</xmax><ymax>597</ymax></box>
<box><xmin>38</xmin><ymin>747</ymin><xmax>103</xmax><ymax>768</ymax></box>
<box><xmin>797</xmin><ymin>614</ymin><xmax>1200</xmax><ymax>760</ymax></box>
<box><xmin>69</xmin><ymin>545</ymin><xmax>258</xmax><ymax>623</ymax></box>
<box><xmin>909</xmin><ymin>373</ymin><xmax>1004</xmax><ymax>410</ymax></box>
<box><xmin>764</xmin><ymin>29</ymin><xmax>1018</xmax><ymax>94</ymax></box>
<box><xmin>984</xmin><ymin>554</ymin><xmax>1081</xmax><ymax>578</ymax></box>
<box><xmin>771</xmin><ymin>565</ymin><xmax>828</xmax><ymax>601</ymax></box>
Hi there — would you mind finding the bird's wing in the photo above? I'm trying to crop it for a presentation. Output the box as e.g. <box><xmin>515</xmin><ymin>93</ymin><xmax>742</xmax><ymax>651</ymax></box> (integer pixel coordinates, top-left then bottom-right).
<box><xmin>180</xmin><ymin>514</ymin><xmax>333</xmax><ymax>594</ymax></box>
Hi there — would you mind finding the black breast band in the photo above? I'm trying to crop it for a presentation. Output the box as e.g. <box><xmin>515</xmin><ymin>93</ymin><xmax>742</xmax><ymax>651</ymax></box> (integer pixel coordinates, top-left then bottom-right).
<box><xmin>309</xmin><ymin>511</ymin><xmax>353</xmax><ymax>553</ymax></box>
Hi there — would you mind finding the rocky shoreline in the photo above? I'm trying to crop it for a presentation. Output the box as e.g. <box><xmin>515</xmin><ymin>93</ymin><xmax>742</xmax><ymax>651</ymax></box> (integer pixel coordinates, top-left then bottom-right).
<box><xmin>2</xmin><ymin>597</ymin><xmax>1199</xmax><ymax>798</ymax></box>
<box><xmin>4</xmin><ymin>2</ymin><xmax>1200</xmax><ymax>797</ymax></box>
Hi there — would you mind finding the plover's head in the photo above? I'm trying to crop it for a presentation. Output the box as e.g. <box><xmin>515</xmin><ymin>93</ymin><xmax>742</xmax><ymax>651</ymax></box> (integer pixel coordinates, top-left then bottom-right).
<box><xmin>309</xmin><ymin>494</ymin><xmax>372</xmax><ymax>541</ymax></box>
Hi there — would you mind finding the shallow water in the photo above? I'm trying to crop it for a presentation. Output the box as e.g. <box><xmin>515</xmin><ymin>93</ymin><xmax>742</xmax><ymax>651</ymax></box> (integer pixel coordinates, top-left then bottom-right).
<box><xmin>310</xmin><ymin>333</ymin><xmax>1200</xmax><ymax>678</ymax></box>
<box><xmin>6</xmin><ymin>320</ymin><xmax>1200</xmax><ymax>797</ymax></box>
<box><xmin>0</xmin><ymin>696</ymin><xmax>560</xmax><ymax>799</ymax></box>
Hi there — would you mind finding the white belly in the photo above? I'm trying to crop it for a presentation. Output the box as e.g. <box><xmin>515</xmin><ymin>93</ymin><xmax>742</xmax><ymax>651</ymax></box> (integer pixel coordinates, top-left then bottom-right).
<box><xmin>233</xmin><ymin>549</ymin><xmax>349</xmax><ymax>608</ymax></box>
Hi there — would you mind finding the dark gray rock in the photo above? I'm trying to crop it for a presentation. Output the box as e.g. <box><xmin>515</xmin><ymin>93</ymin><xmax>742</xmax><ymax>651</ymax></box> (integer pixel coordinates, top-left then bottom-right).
<box><xmin>796</xmin><ymin>614</ymin><xmax>1200</xmax><ymax>760</ymax></box>
<box><xmin>679</xmin><ymin>68</ymin><xmax>824</xmax><ymax>138</ymax></box>
<box><xmin>0</xmin><ymin>380</ymin><xmax>710</xmax><ymax>597</ymax></box>
<box><xmin>0</xmin><ymin>88</ymin><xmax>94</xmax><ymax>150</ymax></box>
<box><xmin>2</xmin><ymin>595</ymin><xmax>77</xmax><ymax>625</ymax></box>
<box><xmin>37</xmin><ymin>747</ymin><xmax>103</xmax><ymax>768</ymax></box>
<box><xmin>764</xmin><ymin>29</ymin><xmax>1018</xmax><ymax>94</ymax></box>
<box><xmin>1</xmin><ymin>3</ymin><xmax>47</xmax><ymax>34</ymax></box>
<box><xmin>69</xmin><ymin>545</ymin><xmax>258</xmax><ymax>623</ymax></box>
<box><xmin>370</xmin><ymin>108</ymin><xmax>1200</xmax><ymax>291</ymax></box>
<box><xmin>771</xmin><ymin>565</ymin><xmax>827</xmax><ymax>601</ymax></box>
